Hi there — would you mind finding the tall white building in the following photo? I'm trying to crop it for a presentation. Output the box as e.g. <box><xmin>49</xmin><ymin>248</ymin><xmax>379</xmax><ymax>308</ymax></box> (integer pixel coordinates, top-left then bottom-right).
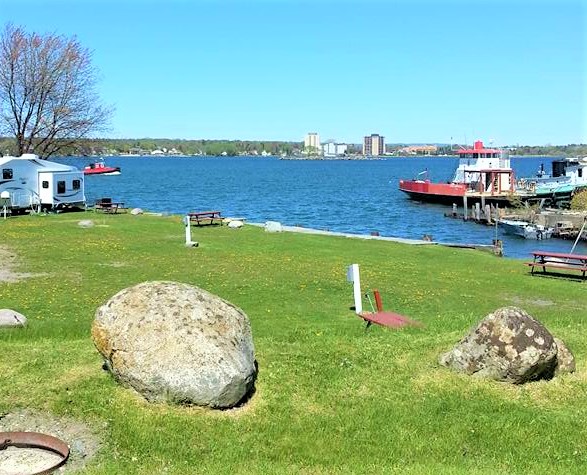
<box><xmin>304</xmin><ymin>132</ymin><xmax>321</xmax><ymax>152</ymax></box>
<box><xmin>323</xmin><ymin>142</ymin><xmax>348</xmax><ymax>157</ymax></box>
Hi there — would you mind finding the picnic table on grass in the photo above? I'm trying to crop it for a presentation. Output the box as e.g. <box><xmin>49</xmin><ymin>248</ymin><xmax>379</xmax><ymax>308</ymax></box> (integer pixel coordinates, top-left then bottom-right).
<box><xmin>94</xmin><ymin>198</ymin><xmax>125</xmax><ymax>214</ymax></box>
<box><xmin>188</xmin><ymin>210</ymin><xmax>223</xmax><ymax>226</ymax></box>
<box><xmin>526</xmin><ymin>250</ymin><xmax>587</xmax><ymax>279</ymax></box>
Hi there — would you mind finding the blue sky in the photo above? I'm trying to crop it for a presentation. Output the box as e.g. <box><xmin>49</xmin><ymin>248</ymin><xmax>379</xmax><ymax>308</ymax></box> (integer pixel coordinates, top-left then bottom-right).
<box><xmin>1</xmin><ymin>0</ymin><xmax>585</xmax><ymax>145</ymax></box>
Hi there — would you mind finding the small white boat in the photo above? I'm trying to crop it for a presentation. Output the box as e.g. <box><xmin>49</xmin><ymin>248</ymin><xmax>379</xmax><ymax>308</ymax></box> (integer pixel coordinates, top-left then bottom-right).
<box><xmin>498</xmin><ymin>219</ymin><xmax>553</xmax><ymax>240</ymax></box>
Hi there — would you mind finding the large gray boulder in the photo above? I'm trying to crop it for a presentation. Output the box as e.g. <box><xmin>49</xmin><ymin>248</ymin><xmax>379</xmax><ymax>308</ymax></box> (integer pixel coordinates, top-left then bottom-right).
<box><xmin>439</xmin><ymin>307</ymin><xmax>572</xmax><ymax>384</ymax></box>
<box><xmin>92</xmin><ymin>281</ymin><xmax>257</xmax><ymax>408</ymax></box>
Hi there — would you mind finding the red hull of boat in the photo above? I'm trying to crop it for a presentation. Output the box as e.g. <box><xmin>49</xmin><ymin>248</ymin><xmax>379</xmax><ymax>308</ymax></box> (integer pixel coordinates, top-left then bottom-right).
<box><xmin>399</xmin><ymin>179</ymin><xmax>514</xmax><ymax>205</ymax></box>
<box><xmin>84</xmin><ymin>165</ymin><xmax>120</xmax><ymax>175</ymax></box>
<box><xmin>399</xmin><ymin>179</ymin><xmax>467</xmax><ymax>197</ymax></box>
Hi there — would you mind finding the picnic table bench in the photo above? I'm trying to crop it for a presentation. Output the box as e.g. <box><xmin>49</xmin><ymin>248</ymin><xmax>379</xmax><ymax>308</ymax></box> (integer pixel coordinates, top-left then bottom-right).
<box><xmin>525</xmin><ymin>251</ymin><xmax>587</xmax><ymax>279</ymax></box>
<box><xmin>94</xmin><ymin>198</ymin><xmax>125</xmax><ymax>214</ymax></box>
<box><xmin>188</xmin><ymin>210</ymin><xmax>223</xmax><ymax>226</ymax></box>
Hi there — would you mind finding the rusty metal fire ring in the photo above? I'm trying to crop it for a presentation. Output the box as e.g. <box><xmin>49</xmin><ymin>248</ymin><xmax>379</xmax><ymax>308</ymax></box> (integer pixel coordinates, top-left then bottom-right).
<box><xmin>0</xmin><ymin>431</ymin><xmax>70</xmax><ymax>475</ymax></box>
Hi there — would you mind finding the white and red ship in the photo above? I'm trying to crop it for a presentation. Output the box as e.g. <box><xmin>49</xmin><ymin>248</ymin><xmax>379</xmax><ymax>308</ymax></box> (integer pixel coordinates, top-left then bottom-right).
<box><xmin>399</xmin><ymin>140</ymin><xmax>516</xmax><ymax>205</ymax></box>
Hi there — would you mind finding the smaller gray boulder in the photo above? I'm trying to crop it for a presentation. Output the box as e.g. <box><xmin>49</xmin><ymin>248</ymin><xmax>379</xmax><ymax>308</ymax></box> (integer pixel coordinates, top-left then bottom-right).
<box><xmin>439</xmin><ymin>307</ymin><xmax>559</xmax><ymax>384</ymax></box>
<box><xmin>0</xmin><ymin>309</ymin><xmax>27</xmax><ymax>327</ymax></box>
<box><xmin>265</xmin><ymin>221</ymin><xmax>283</xmax><ymax>232</ymax></box>
<box><xmin>130</xmin><ymin>208</ymin><xmax>143</xmax><ymax>215</ymax></box>
<box><xmin>78</xmin><ymin>219</ymin><xmax>94</xmax><ymax>228</ymax></box>
<box><xmin>228</xmin><ymin>220</ymin><xmax>244</xmax><ymax>229</ymax></box>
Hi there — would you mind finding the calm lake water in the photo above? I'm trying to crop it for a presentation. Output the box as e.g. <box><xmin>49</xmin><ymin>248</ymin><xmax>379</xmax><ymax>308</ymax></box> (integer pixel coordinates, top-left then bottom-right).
<box><xmin>57</xmin><ymin>155</ymin><xmax>587</xmax><ymax>259</ymax></box>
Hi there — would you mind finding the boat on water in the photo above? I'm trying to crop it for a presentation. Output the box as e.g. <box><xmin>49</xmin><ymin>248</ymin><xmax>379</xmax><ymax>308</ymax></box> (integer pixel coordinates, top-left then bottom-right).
<box><xmin>516</xmin><ymin>157</ymin><xmax>587</xmax><ymax>205</ymax></box>
<box><xmin>498</xmin><ymin>219</ymin><xmax>553</xmax><ymax>240</ymax></box>
<box><xmin>84</xmin><ymin>159</ymin><xmax>121</xmax><ymax>176</ymax></box>
<box><xmin>399</xmin><ymin>140</ymin><xmax>517</xmax><ymax>205</ymax></box>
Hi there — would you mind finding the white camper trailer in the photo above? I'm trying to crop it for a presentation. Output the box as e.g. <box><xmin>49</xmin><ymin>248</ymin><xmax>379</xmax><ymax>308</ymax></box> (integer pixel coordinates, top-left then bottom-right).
<box><xmin>0</xmin><ymin>154</ymin><xmax>86</xmax><ymax>212</ymax></box>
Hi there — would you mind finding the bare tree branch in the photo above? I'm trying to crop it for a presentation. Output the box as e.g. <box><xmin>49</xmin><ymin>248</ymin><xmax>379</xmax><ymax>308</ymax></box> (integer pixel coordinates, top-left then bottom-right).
<box><xmin>0</xmin><ymin>23</ymin><xmax>112</xmax><ymax>158</ymax></box>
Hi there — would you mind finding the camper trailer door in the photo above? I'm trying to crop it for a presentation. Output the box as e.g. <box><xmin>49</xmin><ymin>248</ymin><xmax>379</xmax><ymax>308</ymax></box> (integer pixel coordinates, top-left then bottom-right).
<box><xmin>38</xmin><ymin>172</ymin><xmax>55</xmax><ymax>205</ymax></box>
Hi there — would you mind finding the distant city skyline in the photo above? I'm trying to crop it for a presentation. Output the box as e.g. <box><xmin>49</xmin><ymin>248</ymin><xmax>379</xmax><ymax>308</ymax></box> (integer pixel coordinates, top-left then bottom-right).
<box><xmin>1</xmin><ymin>0</ymin><xmax>585</xmax><ymax>146</ymax></box>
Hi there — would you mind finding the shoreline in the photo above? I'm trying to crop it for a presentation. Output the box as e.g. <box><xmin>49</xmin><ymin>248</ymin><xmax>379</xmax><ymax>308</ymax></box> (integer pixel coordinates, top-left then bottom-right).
<box><xmin>247</xmin><ymin>221</ymin><xmax>498</xmax><ymax>254</ymax></box>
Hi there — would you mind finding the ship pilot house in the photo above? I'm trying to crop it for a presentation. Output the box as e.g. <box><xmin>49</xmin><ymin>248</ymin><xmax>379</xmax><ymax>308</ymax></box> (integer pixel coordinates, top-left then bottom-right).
<box><xmin>453</xmin><ymin>141</ymin><xmax>514</xmax><ymax>195</ymax></box>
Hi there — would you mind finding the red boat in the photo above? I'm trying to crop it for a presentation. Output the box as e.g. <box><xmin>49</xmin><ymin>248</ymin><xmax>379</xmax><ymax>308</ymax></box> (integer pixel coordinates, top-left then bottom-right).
<box><xmin>398</xmin><ymin>140</ymin><xmax>516</xmax><ymax>205</ymax></box>
<box><xmin>84</xmin><ymin>160</ymin><xmax>121</xmax><ymax>176</ymax></box>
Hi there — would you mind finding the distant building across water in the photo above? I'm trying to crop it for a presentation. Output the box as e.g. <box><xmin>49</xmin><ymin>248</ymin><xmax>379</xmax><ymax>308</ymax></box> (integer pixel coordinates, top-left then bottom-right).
<box><xmin>322</xmin><ymin>142</ymin><xmax>348</xmax><ymax>158</ymax></box>
<box><xmin>399</xmin><ymin>145</ymin><xmax>438</xmax><ymax>155</ymax></box>
<box><xmin>363</xmin><ymin>134</ymin><xmax>385</xmax><ymax>156</ymax></box>
<box><xmin>304</xmin><ymin>132</ymin><xmax>321</xmax><ymax>154</ymax></box>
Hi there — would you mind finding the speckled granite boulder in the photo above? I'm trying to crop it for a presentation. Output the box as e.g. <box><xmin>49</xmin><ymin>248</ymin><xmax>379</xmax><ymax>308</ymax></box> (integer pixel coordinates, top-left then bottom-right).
<box><xmin>92</xmin><ymin>281</ymin><xmax>257</xmax><ymax>408</ymax></box>
<box><xmin>439</xmin><ymin>307</ymin><xmax>565</xmax><ymax>384</ymax></box>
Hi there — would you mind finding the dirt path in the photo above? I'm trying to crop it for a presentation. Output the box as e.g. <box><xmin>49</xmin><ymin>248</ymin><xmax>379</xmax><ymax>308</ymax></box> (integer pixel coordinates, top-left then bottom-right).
<box><xmin>0</xmin><ymin>246</ymin><xmax>38</xmax><ymax>283</ymax></box>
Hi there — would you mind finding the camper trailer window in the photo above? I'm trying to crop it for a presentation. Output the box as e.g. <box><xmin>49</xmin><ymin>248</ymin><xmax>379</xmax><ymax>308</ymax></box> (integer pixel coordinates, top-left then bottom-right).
<box><xmin>73</xmin><ymin>179</ymin><xmax>81</xmax><ymax>190</ymax></box>
<box><xmin>42</xmin><ymin>181</ymin><xmax>49</xmax><ymax>189</ymax></box>
<box><xmin>2</xmin><ymin>169</ymin><xmax>13</xmax><ymax>179</ymax></box>
<box><xmin>57</xmin><ymin>181</ymin><xmax>66</xmax><ymax>194</ymax></box>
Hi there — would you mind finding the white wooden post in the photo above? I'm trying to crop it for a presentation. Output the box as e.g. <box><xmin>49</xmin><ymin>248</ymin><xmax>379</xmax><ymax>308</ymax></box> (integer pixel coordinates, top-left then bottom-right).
<box><xmin>183</xmin><ymin>215</ymin><xmax>198</xmax><ymax>247</ymax></box>
<box><xmin>346</xmin><ymin>264</ymin><xmax>362</xmax><ymax>314</ymax></box>
<box><xmin>184</xmin><ymin>215</ymin><xmax>191</xmax><ymax>244</ymax></box>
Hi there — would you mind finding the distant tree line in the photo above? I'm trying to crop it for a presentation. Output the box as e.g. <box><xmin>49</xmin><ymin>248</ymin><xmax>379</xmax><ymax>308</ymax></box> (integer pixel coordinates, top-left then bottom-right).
<box><xmin>1</xmin><ymin>135</ymin><xmax>585</xmax><ymax>158</ymax></box>
<box><xmin>0</xmin><ymin>137</ymin><xmax>304</xmax><ymax>157</ymax></box>
<box><xmin>386</xmin><ymin>144</ymin><xmax>587</xmax><ymax>156</ymax></box>
<box><xmin>507</xmin><ymin>144</ymin><xmax>587</xmax><ymax>157</ymax></box>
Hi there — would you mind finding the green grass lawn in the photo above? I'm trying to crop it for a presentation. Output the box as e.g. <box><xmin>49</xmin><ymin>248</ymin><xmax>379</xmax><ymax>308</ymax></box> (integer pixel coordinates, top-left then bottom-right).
<box><xmin>1</xmin><ymin>212</ymin><xmax>586</xmax><ymax>474</ymax></box>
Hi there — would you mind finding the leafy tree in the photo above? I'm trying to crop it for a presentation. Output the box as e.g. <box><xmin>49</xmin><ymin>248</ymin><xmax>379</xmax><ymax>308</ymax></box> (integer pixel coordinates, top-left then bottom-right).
<box><xmin>570</xmin><ymin>190</ymin><xmax>587</xmax><ymax>211</ymax></box>
<box><xmin>0</xmin><ymin>24</ymin><xmax>112</xmax><ymax>158</ymax></box>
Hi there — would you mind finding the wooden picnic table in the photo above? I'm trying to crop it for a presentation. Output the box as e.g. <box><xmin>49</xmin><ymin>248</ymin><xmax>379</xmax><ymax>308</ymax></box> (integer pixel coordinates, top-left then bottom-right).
<box><xmin>188</xmin><ymin>210</ymin><xmax>223</xmax><ymax>226</ymax></box>
<box><xmin>95</xmin><ymin>198</ymin><xmax>125</xmax><ymax>214</ymax></box>
<box><xmin>526</xmin><ymin>250</ymin><xmax>587</xmax><ymax>279</ymax></box>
